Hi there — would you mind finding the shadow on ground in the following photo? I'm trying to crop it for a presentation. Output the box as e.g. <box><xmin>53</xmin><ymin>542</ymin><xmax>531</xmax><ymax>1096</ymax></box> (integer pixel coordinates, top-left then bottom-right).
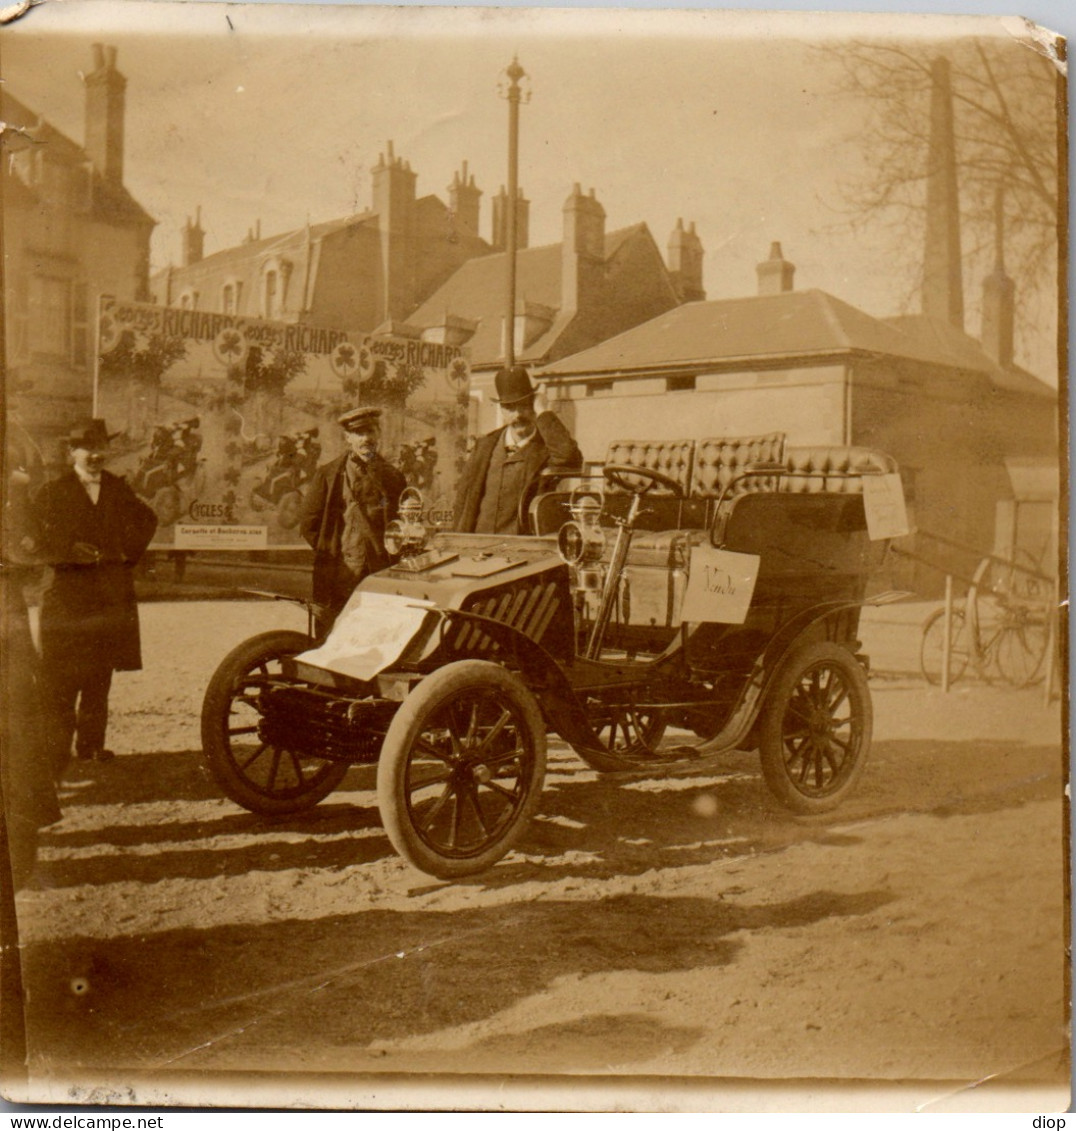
<box><xmin>23</xmin><ymin>887</ymin><xmax>893</xmax><ymax>1072</ymax></box>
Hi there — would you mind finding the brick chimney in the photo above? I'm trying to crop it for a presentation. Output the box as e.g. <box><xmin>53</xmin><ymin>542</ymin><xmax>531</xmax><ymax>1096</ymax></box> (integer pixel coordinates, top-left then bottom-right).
<box><xmin>756</xmin><ymin>241</ymin><xmax>795</xmax><ymax>295</ymax></box>
<box><xmin>981</xmin><ymin>187</ymin><xmax>1014</xmax><ymax>368</ymax></box>
<box><xmin>491</xmin><ymin>185</ymin><xmax>530</xmax><ymax>251</ymax></box>
<box><xmin>561</xmin><ymin>184</ymin><xmax>605</xmax><ymax>314</ymax></box>
<box><xmin>372</xmin><ymin>140</ymin><xmax>417</xmax><ymax>323</ymax></box>
<box><xmin>667</xmin><ymin>218</ymin><xmax>705</xmax><ymax>302</ymax></box>
<box><xmin>922</xmin><ymin>56</ymin><xmax>964</xmax><ymax>329</ymax></box>
<box><xmin>83</xmin><ymin>43</ymin><xmax>126</xmax><ymax>184</ymax></box>
<box><xmin>448</xmin><ymin>161</ymin><xmax>481</xmax><ymax>235</ymax></box>
<box><xmin>182</xmin><ymin>207</ymin><xmax>205</xmax><ymax>267</ymax></box>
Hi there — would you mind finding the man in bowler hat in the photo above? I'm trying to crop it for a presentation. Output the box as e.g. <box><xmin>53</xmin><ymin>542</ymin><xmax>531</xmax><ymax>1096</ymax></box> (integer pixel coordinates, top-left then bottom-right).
<box><xmin>454</xmin><ymin>366</ymin><xmax>582</xmax><ymax>534</ymax></box>
<box><xmin>30</xmin><ymin>418</ymin><xmax>158</xmax><ymax>773</ymax></box>
<box><xmin>299</xmin><ymin>406</ymin><xmax>407</xmax><ymax>636</ymax></box>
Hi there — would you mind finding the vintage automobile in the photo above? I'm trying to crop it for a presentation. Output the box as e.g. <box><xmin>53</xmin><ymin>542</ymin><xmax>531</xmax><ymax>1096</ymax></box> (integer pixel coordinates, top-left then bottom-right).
<box><xmin>201</xmin><ymin>434</ymin><xmax>908</xmax><ymax>880</ymax></box>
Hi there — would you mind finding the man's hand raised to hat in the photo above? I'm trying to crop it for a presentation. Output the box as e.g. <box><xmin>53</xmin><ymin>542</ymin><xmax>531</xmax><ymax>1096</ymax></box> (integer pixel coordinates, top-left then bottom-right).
<box><xmin>532</xmin><ymin>381</ymin><xmax>549</xmax><ymax>416</ymax></box>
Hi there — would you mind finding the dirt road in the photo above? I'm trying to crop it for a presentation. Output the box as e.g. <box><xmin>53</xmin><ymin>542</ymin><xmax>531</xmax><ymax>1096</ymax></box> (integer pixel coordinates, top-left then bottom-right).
<box><xmin>10</xmin><ymin>602</ymin><xmax>1069</xmax><ymax>1112</ymax></box>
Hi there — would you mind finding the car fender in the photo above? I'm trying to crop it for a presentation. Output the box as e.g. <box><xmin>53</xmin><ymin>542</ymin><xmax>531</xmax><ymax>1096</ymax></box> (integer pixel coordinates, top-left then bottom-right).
<box><xmin>432</xmin><ymin>607</ymin><xmax>597</xmax><ymax>752</ymax></box>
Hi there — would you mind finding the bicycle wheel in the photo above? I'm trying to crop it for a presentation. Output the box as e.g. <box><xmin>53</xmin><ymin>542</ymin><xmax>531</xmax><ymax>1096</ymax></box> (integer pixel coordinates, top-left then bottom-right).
<box><xmin>992</xmin><ymin>609</ymin><xmax>1050</xmax><ymax>688</ymax></box>
<box><xmin>920</xmin><ymin>607</ymin><xmax>971</xmax><ymax>686</ymax></box>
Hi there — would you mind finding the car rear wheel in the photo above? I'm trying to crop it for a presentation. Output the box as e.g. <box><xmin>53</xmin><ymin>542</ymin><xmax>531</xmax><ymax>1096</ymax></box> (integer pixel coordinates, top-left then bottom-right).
<box><xmin>376</xmin><ymin>661</ymin><xmax>546</xmax><ymax>878</ymax></box>
<box><xmin>759</xmin><ymin>641</ymin><xmax>871</xmax><ymax>814</ymax></box>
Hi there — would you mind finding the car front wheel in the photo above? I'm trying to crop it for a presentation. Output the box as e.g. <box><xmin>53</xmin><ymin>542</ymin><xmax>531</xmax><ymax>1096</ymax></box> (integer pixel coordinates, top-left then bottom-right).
<box><xmin>376</xmin><ymin>661</ymin><xmax>546</xmax><ymax>879</ymax></box>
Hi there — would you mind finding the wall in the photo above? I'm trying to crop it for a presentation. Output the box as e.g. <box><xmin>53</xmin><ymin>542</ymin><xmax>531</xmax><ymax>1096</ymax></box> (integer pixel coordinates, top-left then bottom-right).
<box><xmin>556</xmin><ymin>365</ymin><xmax>846</xmax><ymax>464</ymax></box>
<box><xmin>550</xmin><ymin>228</ymin><xmax>680</xmax><ymax>364</ymax></box>
<box><xmin>5</xmin><ymin>178</ymin><xmax>150</xmax><ymax>461</ymax></box>
<box><xmin>850</xmin><ymin>356</ymin><xmax>1058</xmax><ymax>593</ymax></box>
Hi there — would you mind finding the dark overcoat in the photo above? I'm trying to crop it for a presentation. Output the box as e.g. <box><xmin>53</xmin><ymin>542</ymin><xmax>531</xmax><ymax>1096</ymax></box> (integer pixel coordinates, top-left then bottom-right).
<box><xmin>33</xmin><ymin>470</ymin><xmax>158</xmax><ymax>672</ymax></box>
<box><xmin>453</xmin><ymin>411</ymin><xmax>583</xmax><ymax>534</ymax></box>
<box><xmin>299</xmin><ymin>453</ymin><xmax>407</xmax><ymax>611</ymax></box>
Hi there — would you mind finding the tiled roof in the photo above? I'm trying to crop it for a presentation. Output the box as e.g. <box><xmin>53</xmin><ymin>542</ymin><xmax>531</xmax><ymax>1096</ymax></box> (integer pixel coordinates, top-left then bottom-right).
<box><xmin>538</xmin><ymin>289</ymin><xmax>1054</xmax><ymax>397</ymax></box>
<box><xmin>408</xmin><ymin>224</ymin><xmax>650</xmax><ymax>366</ymax></box>
<box><xmin>882</xmin><ymin>314</ymin><xmax>1053</xmax><ymax>397</ymax></box>
<box><xmin>170</xmin><ymin>211</ymin><xmax>376</xmax><ymax>277</ymax></box>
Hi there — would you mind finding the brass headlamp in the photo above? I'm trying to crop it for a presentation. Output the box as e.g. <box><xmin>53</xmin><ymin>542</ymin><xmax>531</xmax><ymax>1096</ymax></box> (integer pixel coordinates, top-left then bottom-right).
<box><xmin>557</xmin><ymin>489</ymin><xmax>605</xmax><ymax>566</ymax></box>
<box><xmin>384</xmin><ymin>487</ymin><xmax>428</xmax><ymax>557</ymax></box>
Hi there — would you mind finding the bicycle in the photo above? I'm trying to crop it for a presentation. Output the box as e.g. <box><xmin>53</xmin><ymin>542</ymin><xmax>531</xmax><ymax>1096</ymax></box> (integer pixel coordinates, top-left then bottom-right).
<box><xmin>920</xmin><ymin>552</ymin><xmax>1052</xmax><ymax>689</ymax></box>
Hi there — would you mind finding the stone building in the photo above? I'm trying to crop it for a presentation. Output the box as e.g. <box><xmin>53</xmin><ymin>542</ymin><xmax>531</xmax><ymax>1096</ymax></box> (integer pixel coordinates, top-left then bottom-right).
<box><xmin>408</xmin><ymin>183</ymin><xmax>704</xmax><ymax>434</ymax></box>
<box><xmin>3</xmin><ymin>45</ymin><xmax>155</xmax><ymax>454</ymax></box>
<box><xmin>152</xmin><ymin>147</ymin><xmax>493</xmax><ymax>333</ymax></box>
<box><xmin>536</xmin><ymin>238</ymin><xmax>1057</xmax><ymax>586</ymax></box>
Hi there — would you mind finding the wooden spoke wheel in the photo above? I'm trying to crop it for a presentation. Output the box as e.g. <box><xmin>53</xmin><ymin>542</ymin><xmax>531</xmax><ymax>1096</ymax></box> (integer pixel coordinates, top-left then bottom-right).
<box><xmin>201</xmin><ymin>630</ymin><xmax>347</xmax><ymax>816</ymax></box>
<box><xmin>376</xmin><ymin>661</ymin><xmax>546</xmax><ymax>879</ymax></box>
<box><xmin>572</xmin><ymin>703</ymin><xmax>668</xmax><ymax>772</ymax></box>
<box><xmin>759</xmin><ymin>641</ymin><xmax>872</xmax><ymax>814</ymax></box>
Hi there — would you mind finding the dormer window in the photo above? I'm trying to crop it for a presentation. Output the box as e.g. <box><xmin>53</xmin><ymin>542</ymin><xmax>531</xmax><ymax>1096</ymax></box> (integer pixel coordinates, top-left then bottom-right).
<box><xmin>261</xmin><ymin>257</ymin><xmax>292</xmax><ymax>320</ymax></box>
<box><xmin>222</xmin><ymin>280</ymin><xmax>244</xmax><ymax>315</ymax></box>
<box><xmin>264</xmin><ymin>270</ymin><xmax>279</xmax><ymax>319</ymax></box>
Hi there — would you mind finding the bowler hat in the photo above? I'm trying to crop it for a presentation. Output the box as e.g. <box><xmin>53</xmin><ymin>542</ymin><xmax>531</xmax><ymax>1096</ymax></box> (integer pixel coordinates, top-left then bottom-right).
<box><xmin>492</xmin><ymin>366</ymin><xmax>537</xmax><ymax>406</ymax></box>
<box><xmin>338</xmin><ymin>406</ymin><xmax>382</xmax><ymax>431</ymax></box>
<box><xmin>67</xmin><ymin>417</ymin><xmax>116</xmax><ymax>449</ymax></box>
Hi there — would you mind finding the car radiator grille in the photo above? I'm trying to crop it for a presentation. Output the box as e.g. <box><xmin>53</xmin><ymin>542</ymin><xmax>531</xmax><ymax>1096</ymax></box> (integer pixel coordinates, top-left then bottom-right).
<box><xmin>451</xmin><ymin>578</ymin><xmax>563</xmax><ymax>654</ymax></box>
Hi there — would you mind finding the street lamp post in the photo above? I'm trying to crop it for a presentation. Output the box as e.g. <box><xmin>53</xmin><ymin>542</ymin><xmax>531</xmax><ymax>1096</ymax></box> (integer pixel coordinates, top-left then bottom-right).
<box><xmin>503</xmin><ymin>56</ymin><xmax>526</xmax><ymax>368</ymax></box>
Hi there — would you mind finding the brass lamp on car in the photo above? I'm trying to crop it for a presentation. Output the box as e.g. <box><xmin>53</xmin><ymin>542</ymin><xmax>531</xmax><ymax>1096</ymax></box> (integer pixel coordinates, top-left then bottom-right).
<box><xmin>384</xmin><ymin>487</ymin><xmax>428</xmax><ymax>558</ymax></box>
<box><xmin>557</xmin><ymin>489</ymin><xmax>605</xmax><ymax>567</ymax></box>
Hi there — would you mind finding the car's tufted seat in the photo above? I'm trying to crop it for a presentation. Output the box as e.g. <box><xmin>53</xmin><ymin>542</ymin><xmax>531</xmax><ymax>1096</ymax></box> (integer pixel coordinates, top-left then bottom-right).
<box><xmin>779</xmin><ymin>446</ymin><xmax>898</xmax><ymax>493</ymax></box>
<box><xmin>691</xmin><ymin>432</ymin><xmax>787</xmax><ymax>498</ymax></box>
<box><xmin>603</xmin><ymin>438</ymin><xmax>696</xmax><ymax>496</ymax></box>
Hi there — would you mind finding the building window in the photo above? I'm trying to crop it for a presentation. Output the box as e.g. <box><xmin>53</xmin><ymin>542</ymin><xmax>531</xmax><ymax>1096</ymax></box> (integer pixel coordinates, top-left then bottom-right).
<box><xmin>222</xmin><ymin>284</ymin><xmax>235</xmax><ymax>315</ymax></box>
<box><xmin>28</xmin><ymin>276</ymin><xmax>70</xmax><ymax>357</ymax></box>
<box><xmin>666</xmin><ymin>375</ymin><xmax>696</xmax><ymax>392</ymax></box>
<box><xmin>264</xmin><ymin>270</ymin><xmax>279</xmax><ymax>319</ymax></box>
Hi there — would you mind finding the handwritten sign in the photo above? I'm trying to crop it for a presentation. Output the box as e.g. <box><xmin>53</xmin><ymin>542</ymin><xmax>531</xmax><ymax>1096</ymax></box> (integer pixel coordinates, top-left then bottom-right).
<box><xmin>296</xmin><ymin>591</ymin><xmax>435</xmax><ymax>682</ymax></box>
<box><xmin>681</xmin><ymin>546</ymin><xmax>760</xmax><ymax>624</ymax></box>
<box><xmin>862</xmin><ymin>472</ymin><xmax>911</xmax><ymax>541</ymax></box>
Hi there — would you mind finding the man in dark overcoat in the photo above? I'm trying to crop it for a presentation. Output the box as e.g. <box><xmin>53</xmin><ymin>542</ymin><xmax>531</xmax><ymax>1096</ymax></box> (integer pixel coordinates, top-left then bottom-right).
<box><xmin>30</xmin><ymin>418</ymin><xmax>158</xmax><ymax>773</ymax></box>
<box><xmin>1</xmin><ymin>420</ymin><xmax>62</xmax><ymax>884</ymax></box>
<box><xmin>453</xmin><ymin>366</ymin><xmax>582</xmax><ymax>535</ymax></box>
<box><xmin>299</xmin><ymin>406</ymin><xmax>407</xmax><ymax>636</ymax></box>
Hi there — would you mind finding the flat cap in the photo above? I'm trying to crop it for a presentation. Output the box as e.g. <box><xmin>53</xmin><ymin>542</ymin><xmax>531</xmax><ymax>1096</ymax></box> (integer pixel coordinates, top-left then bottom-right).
<box><xmin>338</xmin><ymin>406</ymin><xmax>382</xmax><ymax>431</ymax></box>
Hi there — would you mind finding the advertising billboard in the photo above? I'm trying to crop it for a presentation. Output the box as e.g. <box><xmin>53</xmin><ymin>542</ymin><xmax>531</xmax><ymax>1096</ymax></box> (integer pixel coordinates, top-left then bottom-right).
<box><xmin>94</xmin><ymin>296</ymin><xmax>471</xmax><ymax>549</ymax></box>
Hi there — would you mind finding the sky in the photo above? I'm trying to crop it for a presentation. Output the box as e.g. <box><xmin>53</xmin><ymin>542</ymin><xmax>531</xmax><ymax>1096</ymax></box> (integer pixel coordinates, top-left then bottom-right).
<box><xmin>2</xmin><ymin>1</ymin><xmax>1064</xmax><ymax>381</ymax></box>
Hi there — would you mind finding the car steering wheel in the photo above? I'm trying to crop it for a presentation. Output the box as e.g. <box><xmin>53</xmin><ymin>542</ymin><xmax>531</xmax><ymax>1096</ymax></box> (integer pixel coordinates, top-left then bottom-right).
<box><xmin>602</xmin><ymin>463</ymin><xmax>685</xmax><ymax>498</ymax></box>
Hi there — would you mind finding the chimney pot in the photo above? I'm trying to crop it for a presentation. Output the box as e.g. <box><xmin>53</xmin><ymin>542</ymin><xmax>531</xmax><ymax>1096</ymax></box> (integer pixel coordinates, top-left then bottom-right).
<box><xmin>668</xmin><ymin>218</ymin><xmax>705</xmax><ymax>302</ymax></box>
<box><xmin>84</xmin><ymin>43</ymin><xmax>126</xmax><ymax>184</ymax></box>
<box><xmin>757</xmin><ymin>241</ymin><xmax>795</xmax><ymax>295</ymax></box>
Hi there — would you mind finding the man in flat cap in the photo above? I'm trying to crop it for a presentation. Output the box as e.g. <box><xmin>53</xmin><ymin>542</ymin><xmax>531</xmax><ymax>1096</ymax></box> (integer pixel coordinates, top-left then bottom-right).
<box><xmin>299</xmin><ymin>406</ymin><xmax>406</xmax><ymax>636</ymax></box>
<box><xmin>29</xmin><ymin>418</ymin><xmax>158</xmax><ymax>774</ymax></box>
<box><xmin>454</xmin><ymin>366</ymin><xmax>582</xmax><ymax>534</ymax></box>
